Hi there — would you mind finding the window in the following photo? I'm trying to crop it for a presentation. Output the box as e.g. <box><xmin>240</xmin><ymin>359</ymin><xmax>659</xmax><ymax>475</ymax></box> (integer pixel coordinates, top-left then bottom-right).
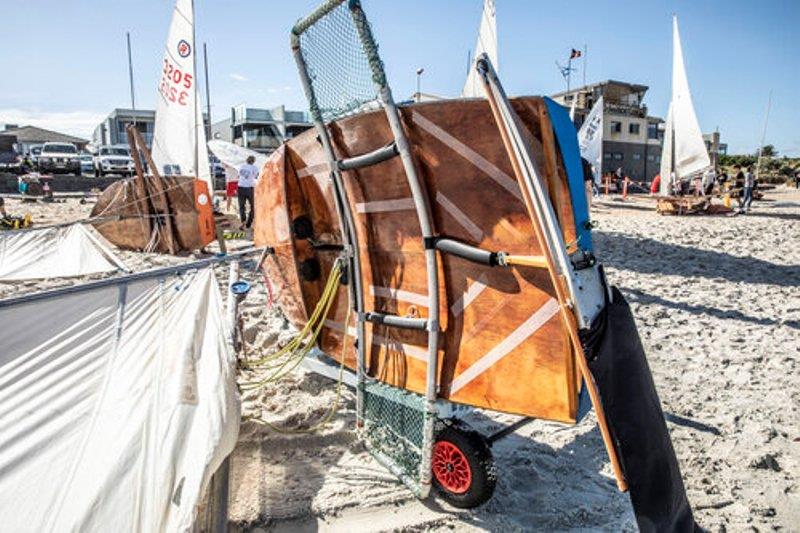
<box><xmin>647</xmin><ymin>154</ymin><xmax>655</xmax><ymax>161</ymax></box>
<box><xmin>648</xmin><ymin>123</ymin><xmax>659</xmax><ymax>140</ymax></box>
<box><xmin>603</xmin><ymin>153</ymin><xmax>612</xmax><ymax>160</ymax></box>
<box><xmin>613</xmin><ymin>153</ymin><xmax>623</xmax><ymax>161</ymax></box>
<box><xmin>629</xmin><ymin>123</ymin><xmax>640</xmax><ymax>135</ymax></box>
<box><xmin>633</xmin><ymin>153</ymin><xmax>642</xmax><ymax>160</ymax></box>
<box><xmin>610</xmin><ymin>121</ymin><xmax>622</xmax><ymax>133</ymax></box>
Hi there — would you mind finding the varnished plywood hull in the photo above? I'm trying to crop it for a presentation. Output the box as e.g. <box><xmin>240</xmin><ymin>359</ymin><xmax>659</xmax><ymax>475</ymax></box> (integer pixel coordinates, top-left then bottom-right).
<box><xmin>92</xmin><ymin>177</ymin><xmax>216</xmax><ymax>253</ymax></box>
<box><xmin>255</xmin><ymin>97</ymin><xmax>586</xmax><ymax>422</ymax></box>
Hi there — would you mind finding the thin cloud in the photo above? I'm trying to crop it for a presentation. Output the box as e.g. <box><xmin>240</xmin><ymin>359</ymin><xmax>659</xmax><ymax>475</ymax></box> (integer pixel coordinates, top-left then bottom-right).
<box><xmin>229</xmin><ymin>73</ymin><xmax>249</xmax><ymax>82</ymax></box>
<box><xmin>0</xmin><ymin>108</ymin><xmax>105</xmax><ymax>140</ymax></box>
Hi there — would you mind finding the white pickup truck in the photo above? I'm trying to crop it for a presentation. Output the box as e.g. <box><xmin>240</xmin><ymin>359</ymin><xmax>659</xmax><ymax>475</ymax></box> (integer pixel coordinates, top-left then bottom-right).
<box><xmin>93</xmin><ymin>145</ymin><xmax>135</xmax><ymax>177</ymax></box>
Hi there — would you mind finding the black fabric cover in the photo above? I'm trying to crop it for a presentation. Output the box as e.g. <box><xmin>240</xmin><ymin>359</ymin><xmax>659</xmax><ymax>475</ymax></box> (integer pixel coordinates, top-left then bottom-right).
<box><xmin>586</xmin><ymin>286</ymin><xmax>697</xmax><ymax>532</ymax></box>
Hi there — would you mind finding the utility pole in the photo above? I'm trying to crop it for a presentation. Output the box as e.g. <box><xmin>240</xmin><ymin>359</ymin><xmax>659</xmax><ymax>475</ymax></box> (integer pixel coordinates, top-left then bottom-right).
<box><xmin>204</xmin><ymin>42</ymin><xmax>212</xmax><ymax>140</ymax></box>
<box><xmin>755</xmin><ymin>90</ymin><xmax>773</xmax><ymax>181</ymax></box>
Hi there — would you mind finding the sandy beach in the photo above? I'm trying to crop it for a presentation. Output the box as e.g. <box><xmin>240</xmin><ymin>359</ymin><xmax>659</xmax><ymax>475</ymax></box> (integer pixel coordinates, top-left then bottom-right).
<box><xmin>2</xmin><ymin>186</ymin><xmax>798</xmax><ymax>531</ymax></box>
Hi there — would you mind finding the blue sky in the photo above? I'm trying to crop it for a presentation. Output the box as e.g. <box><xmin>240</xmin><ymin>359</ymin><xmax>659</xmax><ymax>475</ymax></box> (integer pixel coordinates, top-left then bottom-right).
<box><xmin>0</xmin><ymin>0</ymin><xmax>797</xmax><ymax>155</ymax></box>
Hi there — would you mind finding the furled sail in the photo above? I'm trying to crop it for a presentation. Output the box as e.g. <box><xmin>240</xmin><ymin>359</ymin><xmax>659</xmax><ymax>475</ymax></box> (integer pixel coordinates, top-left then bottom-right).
<box><xmin>660</xmin><ymin>15</ymin><xmax>709</xmax><ymax>195</ymax></box>
<box><xmin>462</xmin><ymin>0</ymin><xmax>497</xmax><ymax>98</ymax></box>
<box><xmin>208</xmin><ymin>139</ymin><xmax>269</xmax><ymax>172</ymax></box>
<box><xmin>151</xmin><ymin>0</ymin><xmax>212</xmax><ymax>193</ymax></box>
<box><xmin>577</xmin><ymin>96</ymin><xmax>604</xmax><ymax>185</ymax></box>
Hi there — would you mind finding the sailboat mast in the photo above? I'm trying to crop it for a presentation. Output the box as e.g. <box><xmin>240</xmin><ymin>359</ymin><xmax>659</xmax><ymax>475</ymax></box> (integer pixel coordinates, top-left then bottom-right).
<box><xmin>192</xmin><ymin>0</ymin><xmax>199</xmax><ymax>177</ymax></box>
<box><xmin>755</xmin><ymin>90</ymin><xmax>772</xmax><ymax>181</ymax></box>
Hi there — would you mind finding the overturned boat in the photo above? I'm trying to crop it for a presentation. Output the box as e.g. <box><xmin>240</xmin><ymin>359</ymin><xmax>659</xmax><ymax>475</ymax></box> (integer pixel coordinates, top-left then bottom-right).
<box><xmin>254</xmin><ymin>1</ymin><xmax>695</xmax><ymax>529</ymax></box>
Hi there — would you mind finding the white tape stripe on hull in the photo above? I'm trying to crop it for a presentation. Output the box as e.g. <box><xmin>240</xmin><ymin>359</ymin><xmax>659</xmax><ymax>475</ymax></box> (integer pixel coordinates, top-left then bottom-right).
<box><xmin>370</xmin><ymin>285</ymin><xmax>429</xmax><ymax>307</ymax></box>
<box><xmin>323</xmin><ymin>319</ymin><xmax>427</xmax><ymax>362</ymax></box>
<box><xmin>449</xmin><ymin>298</ymin><xmax>560</xmax><ymax>394</ymax></box>
<box><xmin>412</xmin><ymin>112</ymin><xmax>522</xmax><ymax>201</ymax></box>
<box><xmin>355</xmin><ymin>198</ymin><xmax>416</xmax><ymax>214</ymax></box>
<box><xmin>450</xmin><ymin>274</ymin><xmax>489</xmax><ymax>317</ymax></box>
<box><xmin>296</xmin><ymin>162</ymin><xmax>329</xmax><ymax>178</ymax></box>
<box><xmin>436</xmin><ymin>191</ymin><xmax>484</xmax><ymax>242</ymax></box>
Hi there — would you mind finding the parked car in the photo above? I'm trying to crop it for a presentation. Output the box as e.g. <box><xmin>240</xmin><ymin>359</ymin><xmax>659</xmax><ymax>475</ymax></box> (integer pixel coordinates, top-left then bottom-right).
<box><xmin>37</xmin><ymin>142</ymin><xmax>81</xmax><ymax>175</ymax></box>
<box><xmin>29</xmin><ymin>146</ymin><xmax>42</xmax><ymax>166</ymax></box>
<box><xmin>93</xmin><ymin>145</ymin><xmax>135</xmax><ymax>177</ymax></box>
<box><xmin>0</xmin><ymin>148</ymin><xmax>26</xmax><ymax>174</ymax></box>
<box><xmin>79</xmin><ymin>154</ymin><xmax>94</xmax><ymax>175</ymax></box>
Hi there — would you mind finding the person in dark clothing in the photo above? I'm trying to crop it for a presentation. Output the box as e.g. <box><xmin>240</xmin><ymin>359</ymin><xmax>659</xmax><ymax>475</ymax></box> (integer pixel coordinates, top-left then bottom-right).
<box><xmin>236</xmin><ymin>155</ymin><xmax>259</xmax><ymax>229</ymax></box>
<box><xmin>794</xmin><ymin>169</ymin><xmax>800</xmax><ymax>189</ymax></box>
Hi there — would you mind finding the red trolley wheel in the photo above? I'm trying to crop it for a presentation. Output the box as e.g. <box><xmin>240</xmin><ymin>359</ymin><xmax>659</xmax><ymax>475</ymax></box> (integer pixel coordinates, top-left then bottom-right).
<box><xmin>432</xmin><ymin>423</ymin><xmax>496</xmax><ymax>508</ymax></box>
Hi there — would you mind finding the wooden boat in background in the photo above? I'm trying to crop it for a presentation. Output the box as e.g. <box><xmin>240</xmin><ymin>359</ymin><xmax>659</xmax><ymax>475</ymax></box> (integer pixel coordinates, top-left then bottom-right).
<box><xmin>91</xmin><ymin>126</ymin><xmax>215</xmax><ymax>254</ymax></box>
<box><xmin>254</xmin><ymin>95</ymin><xmax>593</xmax><ymax>422</ymax></box>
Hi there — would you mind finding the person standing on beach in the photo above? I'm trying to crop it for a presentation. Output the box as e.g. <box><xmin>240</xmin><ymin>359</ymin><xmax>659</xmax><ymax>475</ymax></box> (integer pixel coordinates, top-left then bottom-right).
<box><xmin>794</xmin><ymin>169</ymin><xmax>800</xmax><ymax>189</ymax></box>
<box><xmin>224</xmin><ymin>163</ymin><xmax>239</xmax><ymax>213</ymax></box>
<box><xmin>237</xmin><ymin>156</ymin><xmax>259</xmax><ymax>229</ymax></box>
<box><xmin>740</xmin><ymin>166</ymin><xmax>756</xmax><ymax>214</ymax></box>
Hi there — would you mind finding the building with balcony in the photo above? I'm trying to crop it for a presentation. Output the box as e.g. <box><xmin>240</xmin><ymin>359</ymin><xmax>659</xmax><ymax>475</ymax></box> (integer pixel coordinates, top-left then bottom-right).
<box><xmin>551</xmin><ymin>80</ymin><xmax>665</xmax><ymax>181</ymax></box>
<box><xmin>212</xmin><ymin>104</ymin><xmax>313</xmax><ymax>154</ymax></box>
<box><xmin>93</xmin><ymin>108</ymin><xmax>210</xmax><ymax>149</ymax></box>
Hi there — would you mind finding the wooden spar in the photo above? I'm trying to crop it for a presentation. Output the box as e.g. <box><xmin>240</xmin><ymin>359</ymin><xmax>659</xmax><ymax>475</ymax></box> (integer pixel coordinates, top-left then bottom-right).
<box><xmin>129</xmin><ymin>125</ymin><xmax>178</xmax><ymax>254</ymax></box>
<box><xmin>478</xmin><ymin>69</ymin><xmax>629</xmax><ymax>492</ymax></box>
<box><xmin>125</xmin><ymin>125</ymin><xmax>153</xmax><ymax>241</ymax></box>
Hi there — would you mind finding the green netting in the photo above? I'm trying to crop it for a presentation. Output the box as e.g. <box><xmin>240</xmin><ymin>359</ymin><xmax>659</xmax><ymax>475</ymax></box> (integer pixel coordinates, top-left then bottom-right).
<box><xmin>362</xmin><ymin>380</ymin><xmax>425</xmax><ymax>481</ymax></box>
<box><xmin>295</xmin><ymin>0</ymin><xmax>386</xmax><ymax>121</ymax></box>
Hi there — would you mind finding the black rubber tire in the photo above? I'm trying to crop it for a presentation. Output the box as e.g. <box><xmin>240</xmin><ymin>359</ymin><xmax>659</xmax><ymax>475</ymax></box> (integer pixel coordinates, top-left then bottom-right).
<box><xmin>432</xmin><ymin>423</ymin><xmax>496</xmax><ymax>509</ymax></box>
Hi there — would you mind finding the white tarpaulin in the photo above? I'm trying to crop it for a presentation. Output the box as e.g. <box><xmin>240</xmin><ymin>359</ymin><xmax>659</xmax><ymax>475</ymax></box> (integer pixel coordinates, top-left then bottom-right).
<box><xmin>660</xmin><ymin>15</ymin><xmax>710</xmax><ymax>194</ymax></box>
<box><xmin>462</xmin><ymin>0</ymin><xmax>497</xmax><ymax>98</ymax></box>
<box><xmin>0</xmin><ymin>267</ymin><xmax>239</xmax><ymax>532</ymax></box>
<box><xmin>151</xmin><ymin>0</ymin><xmax>212</xmax><ymax>193</ymax></box>
<box><xmin>577</xmin><ymin>96</ymin><xmax>604</xmax><ymax>185</ymax></box>
<box><xmin>207</xmin><ymin>140</ymin><xmax>268</xmax><ymax>172</ymax></box>
<box><xmin>0</xmin><ymin>223</ymin><xmax>127</xmax><ymax>281</ymax></box>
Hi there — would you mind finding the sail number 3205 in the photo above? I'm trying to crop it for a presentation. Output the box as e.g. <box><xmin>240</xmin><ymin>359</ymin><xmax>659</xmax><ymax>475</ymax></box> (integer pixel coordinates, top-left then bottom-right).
<box><xmin>159</xmin><ymin>59</ymin><xmax>193</xmax><ymax>106</ymax></box>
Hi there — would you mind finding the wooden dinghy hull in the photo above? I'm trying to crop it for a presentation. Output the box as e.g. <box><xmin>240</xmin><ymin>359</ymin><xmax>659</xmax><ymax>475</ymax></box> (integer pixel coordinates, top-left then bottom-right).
<box><xmin>91</xmin><ymin>176</ymin><xmax>216</xmax><ymax>253</ymax></box>
<box><xmin>255</xmin><ymin>96</ymin><xmax>592</xmax><ymax>422</ymax></box>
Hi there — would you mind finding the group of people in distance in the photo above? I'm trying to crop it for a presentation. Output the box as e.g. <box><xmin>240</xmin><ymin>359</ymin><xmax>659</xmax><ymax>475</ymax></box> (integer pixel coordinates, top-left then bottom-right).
<box><xmin>222</xmin><ymin>156</ymin><xmax>260</xmax><ymax>230</ymax></box>
<box><xmin>648</xmin><ymin>165</ymin><xmax>758</xmax><ymax>214</ymax></box>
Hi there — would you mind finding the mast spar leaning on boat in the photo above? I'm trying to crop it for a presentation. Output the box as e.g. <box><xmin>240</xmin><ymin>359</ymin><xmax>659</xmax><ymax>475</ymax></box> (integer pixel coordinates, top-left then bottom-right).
<box><xmin>151</xmin><ymin>0</ymin><xmax>212</xmax><ymax>194</ymax></box>
<box><xmin>659</xmin><ymin>15</ymin><xmax>710</xmax><ymax>196</ymax></box>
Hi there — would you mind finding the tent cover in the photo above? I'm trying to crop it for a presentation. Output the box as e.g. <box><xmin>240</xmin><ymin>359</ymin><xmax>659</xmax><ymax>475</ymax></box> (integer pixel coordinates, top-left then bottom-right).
<box><xmin>0</xmin><ymin>267</ymin><xmax>239</xmax><ymax>532</ymax></box>
<box><xmin>0</xmin><ymin>223</ymin><xmax>127</xmax><ymax>281</ymax></box>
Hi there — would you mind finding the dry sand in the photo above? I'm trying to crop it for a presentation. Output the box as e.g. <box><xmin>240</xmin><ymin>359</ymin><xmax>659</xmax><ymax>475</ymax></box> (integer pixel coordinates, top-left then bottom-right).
<box><xmin>2</xmin><ymin>186</ymin><xmax>798</xmax><ymax>531</ymax></box>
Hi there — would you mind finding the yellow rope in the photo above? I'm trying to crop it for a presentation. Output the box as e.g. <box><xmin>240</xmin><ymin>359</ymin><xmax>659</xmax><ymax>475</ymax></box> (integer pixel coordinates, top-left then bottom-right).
<box><xmin>241</xmin><ymin>260</ymin><xmax>352</xmax><ymax>434</ymax></box>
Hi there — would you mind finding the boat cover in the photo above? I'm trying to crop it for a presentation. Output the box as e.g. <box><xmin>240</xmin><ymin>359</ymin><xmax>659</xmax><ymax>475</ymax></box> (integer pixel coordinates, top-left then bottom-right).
<box><xmin>0</xmin><ymin>223</ymin><xmax>127</xmax><ymax>281</ymax></box>
<box><xmin>0</xmin><ymin>267</ymin><xmax>239</xmax><ymax>532</ymax></box>
<box><xmin>587</xmin><ymin>286</ymin><xmax>696</xmax><ymax>532</ymax></box>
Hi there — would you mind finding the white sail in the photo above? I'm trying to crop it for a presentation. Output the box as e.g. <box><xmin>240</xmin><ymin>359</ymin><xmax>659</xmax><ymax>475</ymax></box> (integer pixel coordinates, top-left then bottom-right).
<box><xmin>207</xmin><ymin>140</ymin><xmax>268</xmax><ymax>172</ymax></box>
<box><xmin>662</xmin><ymin>15</ymin><xmax>709</xmax><ymax>192</ymax></box>
<box><xmin>151</xmin><ymin>0</ymin><xmax>212</xmax><ymax>192</ymax></box>
<box><xmin>462</xmin><ymin>0</ymin><xmax>497</xmax><ymax>98</ymax></box>
<box><xmin>577</xmin><ymin>96</ymin><xmax>604</xmax><ymax>185</ymax></box>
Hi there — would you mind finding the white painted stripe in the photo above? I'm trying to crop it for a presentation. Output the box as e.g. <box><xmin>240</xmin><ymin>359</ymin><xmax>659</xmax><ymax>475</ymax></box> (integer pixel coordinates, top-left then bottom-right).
<box><xmin>323</xmin><ymin>320</ymin><xmax>428</xmax><ymax>362</ymax></box>
<box><xmin>436</xmin><ymin>191</ymin><xmax>484</xmax><ymax>242</ymax></box>
<box><xmin>450</xmin><ymin>274</ymin><xmax>489</xmax><ymax>317</ymax></box>
<box><xmin>355</xmin><ymin>198</ymin><xmax>416</xmax><ymax>214</ymax></box>
<box><xmin>370</xmin><ymin>285</ymin><xmax>429</xmax><ymax>307</ymax></box>
<box><xmin>449</xmin><ymin>298</ymin><xmax>560</xmax><ymax>394</ymax></box>
<box><xmin>412</xmin><ymin>112</ymin><xmax>523</xmax><ymax>201</ymax></box>
<box><xmin>296</xmin><ymin>162</ymin><xmax>329</xmax><ymax>178</ymax></box>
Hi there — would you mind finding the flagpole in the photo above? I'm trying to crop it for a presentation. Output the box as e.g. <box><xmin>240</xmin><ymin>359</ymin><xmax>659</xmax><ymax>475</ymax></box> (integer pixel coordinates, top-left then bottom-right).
<box><xmin>126</xmin><ymin>32</ymin><xmax>136</xmax><ymax>112</ymax></box>
<box><xmin>582</xmin><ymin>44</ymin><xmax>587</xmax><ymax>86</ymax></box>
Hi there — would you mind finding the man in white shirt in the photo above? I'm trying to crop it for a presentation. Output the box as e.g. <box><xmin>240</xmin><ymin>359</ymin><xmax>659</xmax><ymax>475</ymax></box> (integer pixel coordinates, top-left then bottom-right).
<box><xmin>237</xmin><ymin>156</ymin><xmax>259</xmax><ymax>229</ymax></box>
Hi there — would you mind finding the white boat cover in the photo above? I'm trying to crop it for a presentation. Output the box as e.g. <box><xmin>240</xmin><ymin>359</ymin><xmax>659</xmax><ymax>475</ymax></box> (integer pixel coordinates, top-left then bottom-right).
<box><xmin>152</xmin><ymin>0</ymin><xmax>212</xmax><ymax>193</ymax></box>
<box><xmin>207</xmin><ymin>140</ymin><xmax>269</xmax><ymax>172</ymax></box>
<box><xmin>462</xmin><ymin>0</ymin><xmax>497</xmax><ymax>98</ymax></box>
<box><xmin>577</xmin><ymin>96</ymin><xmax>604</xmax><ymax>185</ymax></box>
<box><xmin>0</xmin><ymin>223</ymin><xmax>127</xmax><ymax>281</ymax></box>
<box><xmin>660</xmin><ymin>15</ymin><xmax>710</xmax><ymax>194</ymax></box>
<box><xmin>0</xmin><ymin>267</ymin><xmax>239</xmax><ymax>532</ymax></box>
